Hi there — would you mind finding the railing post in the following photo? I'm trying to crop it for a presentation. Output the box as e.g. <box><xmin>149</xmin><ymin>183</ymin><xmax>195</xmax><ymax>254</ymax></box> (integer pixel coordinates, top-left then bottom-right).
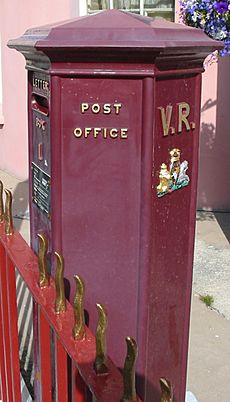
<box><xmin>33</xmin><ymin>300</ymin><xmax>40</xmax><ymax>402</ymax></box>
<box><xmin>55</xmin><ymin>335</ymin><xmax>68</xmax><ymax>402</ymax></box>
<box><xmin>39</xmin><ymin>307</ymin><xmax>52</xmax><ymax>402</ymax></box>
<box><xmin>0</xmin><ymin>243</ymin><xmax>8</xmax><ymax>402</ymax></box>
<box><xmin>0</xmin><ymin>243</ymin><xmax>14</xmax><ymax>401</ymax></box>
<box><xmin>72</xmin><ymin>366</ymin><xmax>86</xmax><ymax>402</ymax></box>
<box><xmin>6</xmin><ymin>256</ymin><xmax>22</xmax><ymax>402</ymax></box>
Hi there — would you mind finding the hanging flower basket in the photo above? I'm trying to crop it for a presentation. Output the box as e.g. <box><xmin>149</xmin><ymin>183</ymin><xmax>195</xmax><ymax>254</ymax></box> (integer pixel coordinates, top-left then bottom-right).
<box><xmin>180</xmin><ymin>0</ymin><xmax>230</xmax><ymax>56</ymax></box>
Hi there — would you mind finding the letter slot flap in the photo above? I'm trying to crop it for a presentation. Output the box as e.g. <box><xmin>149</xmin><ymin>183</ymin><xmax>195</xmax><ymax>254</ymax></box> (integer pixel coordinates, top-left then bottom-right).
<box><xmin>31</xmin><ymin>94</ymin><xmax>49</xmax><ymax>116</ymax></box>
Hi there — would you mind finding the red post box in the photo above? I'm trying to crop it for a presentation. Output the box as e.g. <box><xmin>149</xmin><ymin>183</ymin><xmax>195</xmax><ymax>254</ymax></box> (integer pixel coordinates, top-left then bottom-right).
<box><xmin>8</xmin><ymin>11</ymin><xmax>222</xmax><ymax>401</ymax></box>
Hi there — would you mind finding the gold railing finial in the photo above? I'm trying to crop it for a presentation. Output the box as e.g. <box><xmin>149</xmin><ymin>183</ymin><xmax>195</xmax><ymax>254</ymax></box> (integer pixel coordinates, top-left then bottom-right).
<box><xmin>54</xmin><ymin>252</ymin><xmax>66</xmax><ymax>314</ymax></box>
<box><xmin>72</xmin><ymin>275</ymin><xmax>86</xmax><ymax>340</ymax></box>
<box><xmin>121</xmin><ymin>337</ymin><xmax>138</xmax><ymax>402</ymax></box>
<box><xmin>94</xmin><ymin>303</ymin><xmax>108</xmax><ymax>375</ymax></box>
<box><xmin>160</xmin><ymin>378</ymin><xmax>173</xmax><ymax>402</ymax></box>
<box><xmin>0</xmin><ymin>181</ymin><xmax>4</xmax><ymax>223</ymax></box>
<box><xmin>4</xmin><ymin>189</ymin><xmax>14</xmax><ymax>235</ymax></box>
<box><xmin>37</xmin><ymin>234</ymin><xmax>49</xmax><ymax>288</ymax></box>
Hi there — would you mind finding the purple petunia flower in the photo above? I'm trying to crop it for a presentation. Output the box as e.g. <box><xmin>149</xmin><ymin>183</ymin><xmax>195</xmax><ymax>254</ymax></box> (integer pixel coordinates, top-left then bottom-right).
<box><xmin>215</xmin><ymin>1</ymin><xmax>228</xmax><ymax>13</ymax></box>
<box><xmin>181</xmin><ymin>0</ymin><xmax>230</xmax><ymax>56</ymax></box>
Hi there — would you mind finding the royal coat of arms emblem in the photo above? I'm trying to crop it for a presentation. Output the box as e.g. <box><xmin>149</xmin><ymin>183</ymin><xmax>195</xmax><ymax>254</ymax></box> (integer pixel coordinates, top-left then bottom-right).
<box><xmin>156</xmin><ymin>148</ymin><xmax>189</xmax><ymax>198</ymax></box>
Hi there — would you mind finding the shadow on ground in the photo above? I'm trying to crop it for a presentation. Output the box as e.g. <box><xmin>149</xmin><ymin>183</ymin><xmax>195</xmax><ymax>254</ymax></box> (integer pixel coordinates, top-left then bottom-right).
<box><xmin>214</xmin><ymin>212</ymin><xmax>230</xmax><ymax>244</ymax></box>
<box><xmin>12</xmin><ymin>179</ymin><xmax>29</xmax><ymax>232</ymax></box>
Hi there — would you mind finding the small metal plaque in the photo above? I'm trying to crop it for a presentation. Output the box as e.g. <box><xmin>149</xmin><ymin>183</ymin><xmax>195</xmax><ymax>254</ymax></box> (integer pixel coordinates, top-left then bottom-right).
<box><xmin>32</xmin><ymin>163</ymin><xmax>51</xmax><ymax>216</ymax></box>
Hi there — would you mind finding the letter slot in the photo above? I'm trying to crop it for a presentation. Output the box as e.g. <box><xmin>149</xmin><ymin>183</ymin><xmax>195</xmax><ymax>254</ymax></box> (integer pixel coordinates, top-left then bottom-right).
<box><xmin>31</xmin><ymin>94</ymin><xmax>49</xmax><ymax>116</ymax></box>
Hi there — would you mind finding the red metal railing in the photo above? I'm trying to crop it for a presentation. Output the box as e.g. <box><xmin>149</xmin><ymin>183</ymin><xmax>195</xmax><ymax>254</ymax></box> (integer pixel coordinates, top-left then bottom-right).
<box><xmin>0</xmin><ymin>185</ymin><xmax>172</xmax><ymax>402</ymax></box>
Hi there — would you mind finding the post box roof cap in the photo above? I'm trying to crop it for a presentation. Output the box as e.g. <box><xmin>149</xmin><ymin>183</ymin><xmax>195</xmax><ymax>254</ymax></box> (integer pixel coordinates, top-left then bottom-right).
<box><xmin>8</xmin><ymin>9</ymin><xmax>223</xmax><ymax>55</ymax></box>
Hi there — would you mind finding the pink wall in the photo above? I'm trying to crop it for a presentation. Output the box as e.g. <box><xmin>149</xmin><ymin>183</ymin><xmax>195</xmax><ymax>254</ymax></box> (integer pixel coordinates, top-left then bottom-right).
<box><xmin>198</xmin><ymin>56</ymin><xmax>230</xmax><ymax>211</ymax></box>
<box><xmin>0</xmin><ymin>0</ymin><xmax>77</xmax><ymax>179</ymax></box>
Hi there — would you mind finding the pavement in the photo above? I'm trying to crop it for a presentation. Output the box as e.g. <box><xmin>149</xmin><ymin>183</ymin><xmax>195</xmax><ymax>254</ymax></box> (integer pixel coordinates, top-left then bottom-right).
<box><xmin>188</xmin><ymin>212</ymin><xmax>230</xmax><ymax>402</ymax></box>
<box><xmin>0</xmin><ymin>169</ymin><xmax>230</xmax><ymax>402</ymax></box>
